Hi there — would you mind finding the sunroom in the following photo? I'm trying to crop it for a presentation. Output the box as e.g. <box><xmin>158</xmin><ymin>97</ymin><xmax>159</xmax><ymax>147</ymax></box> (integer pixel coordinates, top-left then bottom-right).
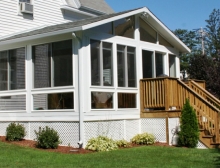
<box><xmin>0</xmin><ymin>7</ymin><xmax>190</xmax><ymax>146</ymax></box>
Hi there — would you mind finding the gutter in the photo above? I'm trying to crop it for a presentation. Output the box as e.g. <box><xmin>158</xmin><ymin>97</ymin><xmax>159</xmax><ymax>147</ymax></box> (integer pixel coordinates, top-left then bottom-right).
<box><xmin>0</xmin><ymin>26</ymin><xmax>82</xmax><ymax>46</ymax></box>
<box><xmin>72</xmin><ymin>32</ymin><xmax>84</xmax><ymax>148</ymax></box>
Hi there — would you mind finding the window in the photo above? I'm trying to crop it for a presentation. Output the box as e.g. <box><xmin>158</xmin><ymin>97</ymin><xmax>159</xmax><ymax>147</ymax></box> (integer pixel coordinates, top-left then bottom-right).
<box><xmin>114</xmin><ymin>16</ymin><xmax>135</xmax><ymax>39</ymax></box>
<box><xmin>169</xmin><ymin>54</ymin><xmax>176</xmax><ymax>77</ymax></box>
<box><xmin>155</xmin><ymin>53</ymin><xmax>164</xmax><ymax>77</ymax></box>
<box><xmin>118</xmin><ymin>93</ymin><xmax>136</xmax><ymax>108</ymax></box>
<box><xmin>33</xmin><ymin>92</ymin><xmax>74</xmax><ymax>110</ymax></box>
<box><xmin>91</xmin><ymin>92</ymin><xmax>113</xmax><ymax>109</ymax></box>
<box><xmin>159</xmin><ymin>35</ymin><xmax>173</xmax><ymax>48</ymax></box>
<box><xmin>33</xmin><ymin>40</ymin><xmax>72</xmax><ymax>88</ymax></box>
<box><xmin>117</xmin><ymin>45</ymin><xmax>136</xmax><ymax>87</ymax></box>
<box><xmin>90</xmin><ymin>22</ymin><xmax>113</xmax><ymax>35</ymax></box>
<box><xmin>0</xmin><ymin>95</ymin><xmax>26</xmax><ymax>111</ymax></box>
<box><xmin>142</xmin><ymin>50</ymin><xmax>153</xmax><ymax>78</ymax></box>
<box><xmin>140</xmin><ymin>18</ymin><xmax>157</xmax><ymax>43</ymax></box>
<box><xmin>90</xmin><ymin>40</ymin><xmax>113</xmax><ymax>86</ymax></box>
<box><xmin>0</xmin><ymin>48</ymin><xmax>25</xmax><ymax>91</ymax></box>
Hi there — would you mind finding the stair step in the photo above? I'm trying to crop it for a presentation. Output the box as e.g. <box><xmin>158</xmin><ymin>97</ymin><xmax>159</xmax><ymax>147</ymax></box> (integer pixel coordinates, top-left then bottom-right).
<box><xmin>199</xmin><ymin>129</ymin><xmax>205</xmax><ymax>131</ymax></box>
<box><xmin>210</xmin><ymin>143</ymin><xmax>220</xmax><ymax>145</ymax></box>
<box><xmin>202</xmin><ymin>135</ymin><xmax>213</xmax><ymax>138</ymax></box>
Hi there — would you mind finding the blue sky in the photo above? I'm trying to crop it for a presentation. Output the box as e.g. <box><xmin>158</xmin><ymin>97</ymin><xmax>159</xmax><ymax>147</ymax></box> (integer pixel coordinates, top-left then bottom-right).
<box><xmin>105</xmin><ymin>0</ymin><xmax>220</xmax><ymax>31</ymax></box>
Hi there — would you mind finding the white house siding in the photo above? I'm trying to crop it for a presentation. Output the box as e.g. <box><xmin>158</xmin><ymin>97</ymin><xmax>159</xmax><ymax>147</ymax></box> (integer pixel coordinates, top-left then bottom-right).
<box><xmin>0</xmin><ymin>0</ymin><xmax>90</xmax><ymax>37</ymax></box>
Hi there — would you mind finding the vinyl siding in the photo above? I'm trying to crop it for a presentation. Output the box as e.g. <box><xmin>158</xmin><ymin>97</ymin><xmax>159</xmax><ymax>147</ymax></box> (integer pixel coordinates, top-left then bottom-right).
<box><xmin>0</xmin><ymin>0</ymin><xmax>89</xmax><ymax>37</ymax></box>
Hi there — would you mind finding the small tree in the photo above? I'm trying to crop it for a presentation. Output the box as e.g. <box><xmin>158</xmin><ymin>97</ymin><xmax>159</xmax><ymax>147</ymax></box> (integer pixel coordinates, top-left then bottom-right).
<box><xmin>178</xmin><ymin>99</ymin><xmax>199</xmax><ymax>148</ymax></box>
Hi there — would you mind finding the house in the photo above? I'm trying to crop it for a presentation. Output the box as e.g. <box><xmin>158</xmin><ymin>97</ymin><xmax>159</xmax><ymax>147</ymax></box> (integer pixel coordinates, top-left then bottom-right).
<box><xmin>0</xmin><ymin>0</ymin><xmax>217</xmax><ymax>148</ymax></box>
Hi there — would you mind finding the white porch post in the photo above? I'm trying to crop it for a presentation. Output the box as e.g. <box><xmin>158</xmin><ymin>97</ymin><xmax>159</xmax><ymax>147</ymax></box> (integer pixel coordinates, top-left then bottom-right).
<box><xmin>72</xmin><ymin>32</ymin><xmax>85</xmax><ymax>147</ymax></box>
<box><xmin>26</xmin><ymin>44</ymin><xmax>32</xmax><ymax>113</ymax></box>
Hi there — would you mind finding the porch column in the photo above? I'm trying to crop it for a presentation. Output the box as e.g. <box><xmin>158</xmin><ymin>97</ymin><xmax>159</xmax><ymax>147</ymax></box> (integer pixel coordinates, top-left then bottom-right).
<box><xmin>26</xmin><ymin>44</ymin><xmax>32</xmax><ymax>113</ymax></box>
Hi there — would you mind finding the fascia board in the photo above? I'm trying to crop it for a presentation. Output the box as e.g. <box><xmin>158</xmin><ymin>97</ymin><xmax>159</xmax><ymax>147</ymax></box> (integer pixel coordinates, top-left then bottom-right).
<box><xmin>145</xmin><ymin>10</ymin><xmax>191</xmax><ymax>53</ymax></box>
<box><xmin>81</xmin><ymin>7</ymin><xmax>148</xmax><ymax>30</ymax></box>
<box><xmin>82</xmin><ymin>7</ymin><xmax>190</xmax><ymax>53</ymax></box>
<box><xmin>0</xmin><ymin>27</ymin><xmax>82</xmax><ymax>45</ymax></box>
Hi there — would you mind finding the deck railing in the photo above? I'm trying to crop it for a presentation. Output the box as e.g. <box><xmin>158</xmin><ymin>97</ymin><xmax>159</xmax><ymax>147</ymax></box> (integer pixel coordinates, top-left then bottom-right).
<box><xmin>140</xmin><ymin>77</ymin><xmax>220</xmax><ymax>143</ymax></box>
<box><xmin>187</xmin><ymin>80</ymin><xmax>220</xmax><ymax>110</ymax></box>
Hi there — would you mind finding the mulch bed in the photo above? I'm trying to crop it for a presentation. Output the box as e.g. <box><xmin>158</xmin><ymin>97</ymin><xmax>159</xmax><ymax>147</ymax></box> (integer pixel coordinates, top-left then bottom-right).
<box><xmin>0</xmin><ymin>136</ymin><xmax>172</xmax><ymax>154</ymax></box>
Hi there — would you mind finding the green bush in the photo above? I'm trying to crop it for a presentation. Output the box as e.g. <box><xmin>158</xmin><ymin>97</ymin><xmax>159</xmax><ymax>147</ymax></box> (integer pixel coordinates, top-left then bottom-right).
<box><xmin>115</xmin><ymin>139</ymin><xmax>131</xmax><ymax>148</ymax></box>
<box><xmin>6</xmin><ymin>122</ymin><xmax>26</xmax><ymax>141</ymax></box>
<box><xmin>35</xmin><ymin>126</ymin><xmax>60</xmax><ymax>149</ymax></box>
<box><xmin>85</xmin><ymin>136</ymin><xmax>118</xmax><ymax>152</ymax></box>
<box><xmin>131</xmin><ymin>132</ymin><xmax>155</xmax><ymax>145</ymax></box>
<box><xmin>178</xmin><ymin>98</ymin><xmax>199</xmax><ymax>148</ymax></box>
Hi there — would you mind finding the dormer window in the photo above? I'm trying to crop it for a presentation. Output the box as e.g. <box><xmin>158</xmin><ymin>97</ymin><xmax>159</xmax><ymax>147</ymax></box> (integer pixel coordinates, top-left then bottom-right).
<box><xmin>19</xmin><ymin>0</ymin><xmax>33</xmax><ymax>15</ymax></box>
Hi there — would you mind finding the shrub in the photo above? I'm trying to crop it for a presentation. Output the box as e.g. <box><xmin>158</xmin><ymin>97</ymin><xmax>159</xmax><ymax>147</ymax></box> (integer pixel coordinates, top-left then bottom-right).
<box><xmin>131</xmin><ymin>132</ymin><xmax>155</xmax><ymax>145</ymax></box>
<box><xmin>178</xmin><ymin>98</ymin><xmax>199</xmax><ymax>148</ymax></box>
<box><xmin>35</xmin><ymin>126</ymin><xmax>60</xmax><ymax>149</ymax></box>
<box><xmin>6</xmin><ymin>122</ymin><xmax>26</xmax><ymax>141</ymax></box>
<box><xmin>85</xmin><ymin>136</ymin><xmax>118</xmax><ymax>152</ymax></box>
<box><xmin>115</xmin><ymin>139</ymin><xmax>131</xmax><ymax>148</ymax></box>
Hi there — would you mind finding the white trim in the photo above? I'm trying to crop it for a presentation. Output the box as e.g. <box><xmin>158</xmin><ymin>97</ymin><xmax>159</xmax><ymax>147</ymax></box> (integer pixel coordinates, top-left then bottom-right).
<box><xmin>0</xmin><ymin>27</ymin><xmax>82</xmax><ymax>45</ymax></box>
<box><xmin>26</xmin><ymin>45</ymin><xmax>32</xmax><ymax>113</ymax></box>
<box><xmin>60</xmin><ymin>5</ymin><xmax>97</xmax><ymax>17</ymax></box>
<box><xmin>0</xmin><ymin>7</ymin><xmax>190</xmax><ymax>53</ymax></box>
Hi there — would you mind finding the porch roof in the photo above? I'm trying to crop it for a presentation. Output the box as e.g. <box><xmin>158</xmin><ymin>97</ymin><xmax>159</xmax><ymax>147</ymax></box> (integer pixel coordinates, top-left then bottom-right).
<box><xmin>0</xmin><ymin>7</ymin><xmax>190</xmax><ymax>53</ymax></box>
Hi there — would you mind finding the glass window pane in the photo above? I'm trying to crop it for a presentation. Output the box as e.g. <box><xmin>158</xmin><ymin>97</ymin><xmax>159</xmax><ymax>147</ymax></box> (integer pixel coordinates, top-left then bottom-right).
<box><xmin>127</xmin><ymin>47</ymin><xmax>136</xmax><ymax>87</ymax></box>
<box><xmin>140</xmin><ymin>18</ymin><xmax>157</xmax><ymax>43</ymax></box>
<box><xmin>114</xmin><ymin>16</ymin><xmax>135</xmax><ymax>39</ymax></box>
<box><xmin>91</xmin><ymin>92</ymin><xmax>113</xmax><ymax>109</ymax></box>
<box><xmin>169</xmin><ymin>54</ymin><xmax>176</xmax><ymax>77</ymax></box>
<box><xmin>103</xmin><ymin>42</ymin><xmax>113</xmax><ymax>86</ymax></box>
<box><xmin>53</xmin><ymin>40</ymin><xmax>72</xmax><ymax>87</ymax></box>
<box><xmin>142</xmin><ymin>50</ymin><xmax>153</xmax><ymax>78</ymax></box>
<box><xmin>33</xmin><ymin>92</ymin><xmax>74</xmax><ymax>110</ymax></box>
<box><xmin>9</xmin><ymin>48</ymin><xmax>25</xmax><ymax>90</ymax></box>
<box><xmin>117</xmin><ymin>45</ymin><xmax>125</xmax><ymax>87</ymax></box>
<box><xmin>0</xmin><ymin>95</ymin><xmax>26</xmax><ymax>111</ymax></box>
<box><xmin>0</xmin><ymin>51</ymin><xmax>8</xmax><ymax>91</ymax></box>
<box><xmin>118</xmin><ymin>93</ymin><xmax>136</xmax><ymax>108</ymax></box>
<box><xmin>90</xmin><ymin>22</ymin><xmax>113</xmax><ymax>34</ymax></box>
<box><xmin>33</xmin><ymin>44</ymin><xmax>51</xmax><ymax>88</ymax></box>
<box><xmin>91</xmin><ymin>40</ymin><xmax>100</xmax><ymax>86</ymax></box>
<box><xmin>155</xmin><ymin>53</ymin><xmax>164</xmax><ymax>77</ymax></box>
<box><xmin>159</xmin><ymin>34</ymin><xmax>173</xmax><ymax>48</ymax></box>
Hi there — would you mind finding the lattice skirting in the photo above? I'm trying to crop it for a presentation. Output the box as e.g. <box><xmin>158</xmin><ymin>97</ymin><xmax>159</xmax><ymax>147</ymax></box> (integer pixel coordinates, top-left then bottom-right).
<box><xmin>0</xmin><ymin>119</ymin><xmax>207</xmax><ymax>148</ymax></box>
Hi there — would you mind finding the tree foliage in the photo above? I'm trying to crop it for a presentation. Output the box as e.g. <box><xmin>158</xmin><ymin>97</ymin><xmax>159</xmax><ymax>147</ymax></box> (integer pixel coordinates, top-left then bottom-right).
<box><xmin>205</xmin><ymin>9</ymin><xmax>220</xmax><ymax>57</ymax></box>
<box><xmin>173</xmin><ymin>29</ymin><xmax>200</xmax><ymax>78</ymax></box>
<box><xmin>174</xmin><ymin>9</ymin><xmax>220</xmax><ymax>98</ymax></box>
<box><xmin>178</xmin><ymin>99</ymin><xmax>199</xmax><ymax>148</ymax></box>
<box><xmin>188</xmin><ymin>53</ymin><xmax>220</xmax><ymax>98</ymax></box>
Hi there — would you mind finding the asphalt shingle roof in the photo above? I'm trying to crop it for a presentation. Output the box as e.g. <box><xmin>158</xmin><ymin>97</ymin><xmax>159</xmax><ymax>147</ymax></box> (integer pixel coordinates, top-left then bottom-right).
<box><xmin>79</xmin><ymin>0</ymin><xmax>114</xmax><ymax>14</ymax></box>
<box><xmin>0</xmin><ymin>8</ymin><xmax>139</xmax><ymax>42</ymax></box>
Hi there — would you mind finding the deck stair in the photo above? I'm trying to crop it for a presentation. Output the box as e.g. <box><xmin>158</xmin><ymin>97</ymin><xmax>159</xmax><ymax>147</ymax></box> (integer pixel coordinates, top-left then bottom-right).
<box><xmin>140</xmin><ymin>77</ymin><xmax>220</xmax><ymax>148</ymax></box>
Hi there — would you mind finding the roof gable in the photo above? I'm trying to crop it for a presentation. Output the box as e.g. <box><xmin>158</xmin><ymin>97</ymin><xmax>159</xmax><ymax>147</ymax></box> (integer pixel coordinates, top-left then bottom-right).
<box><xmin>0</xmin><ymin>7</ymin><xmax>190</xmax><ymax>53</ymax></box>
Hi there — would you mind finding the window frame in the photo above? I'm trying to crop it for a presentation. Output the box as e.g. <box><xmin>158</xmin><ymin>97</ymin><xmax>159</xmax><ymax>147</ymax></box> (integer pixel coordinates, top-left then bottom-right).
<box><xmin>33</xmin><ymin>40</ymin><xmax>73</xmax><ymax>89</ymax></box>
<box><xmin>90</xmin><ymin>39</ymin><xmax>113</xmax><ymax>87</ymax></box>
<box><xmin>117</xmin><ymin>44</ymin><xmax>136</xmax><ymax>88</ymax></box>
<box><xmin>0</xmin><ymin>48</ymin><xmax>26</xmax><ymax>91</ymax></box>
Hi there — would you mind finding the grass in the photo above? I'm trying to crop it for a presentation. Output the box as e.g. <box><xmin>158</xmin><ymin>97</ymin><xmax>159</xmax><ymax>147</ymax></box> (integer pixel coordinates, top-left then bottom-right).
<box><xmin>0</xmin><ymin>141</ymin><xmax>220</xmax><ymax>168</ymax></box>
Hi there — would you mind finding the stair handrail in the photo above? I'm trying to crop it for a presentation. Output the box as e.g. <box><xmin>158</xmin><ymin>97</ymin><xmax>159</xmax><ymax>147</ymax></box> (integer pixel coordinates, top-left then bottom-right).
<box><xmin>177</xmin><ymin>79</ymin><xmax>220</xmax><ymax>143</ymax></box>
<box><xmin>189</xmin><ymin>80</ymin><xmax>220</xmax><ymax>110</ymax></box>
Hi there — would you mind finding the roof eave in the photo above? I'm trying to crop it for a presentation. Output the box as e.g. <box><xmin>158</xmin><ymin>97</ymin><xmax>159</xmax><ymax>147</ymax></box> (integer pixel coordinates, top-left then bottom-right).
<box><xmin>0</xmin><ymin>27</ymin><xmax>82</xmax><ymax>46</ymax></box>
<box><xmin>0</xmin><ymin>7</ymin><xmax>190</xmax><ymax>53</ymax></box>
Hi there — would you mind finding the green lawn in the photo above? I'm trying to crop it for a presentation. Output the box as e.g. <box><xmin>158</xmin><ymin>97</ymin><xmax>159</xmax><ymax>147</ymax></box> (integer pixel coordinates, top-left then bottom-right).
<box><xmin>0</xmin><ymin>141</ymin><xmax>219</xmax><ymax>168</ymax></box>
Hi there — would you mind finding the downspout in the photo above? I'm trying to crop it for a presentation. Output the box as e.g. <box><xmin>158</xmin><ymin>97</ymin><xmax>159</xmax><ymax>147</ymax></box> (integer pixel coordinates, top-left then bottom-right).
<box><xmin>72</xmin><ymin>32</ymin><xmax>84</xmax><ymax>148</ymax></box>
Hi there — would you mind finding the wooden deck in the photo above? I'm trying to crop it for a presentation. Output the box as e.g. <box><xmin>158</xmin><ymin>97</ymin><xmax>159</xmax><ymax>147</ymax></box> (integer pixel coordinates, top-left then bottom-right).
<box><xmin>140</xmin><ymin>77</ymin><xmax>220</xmax><ymax>148</ymax></box>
